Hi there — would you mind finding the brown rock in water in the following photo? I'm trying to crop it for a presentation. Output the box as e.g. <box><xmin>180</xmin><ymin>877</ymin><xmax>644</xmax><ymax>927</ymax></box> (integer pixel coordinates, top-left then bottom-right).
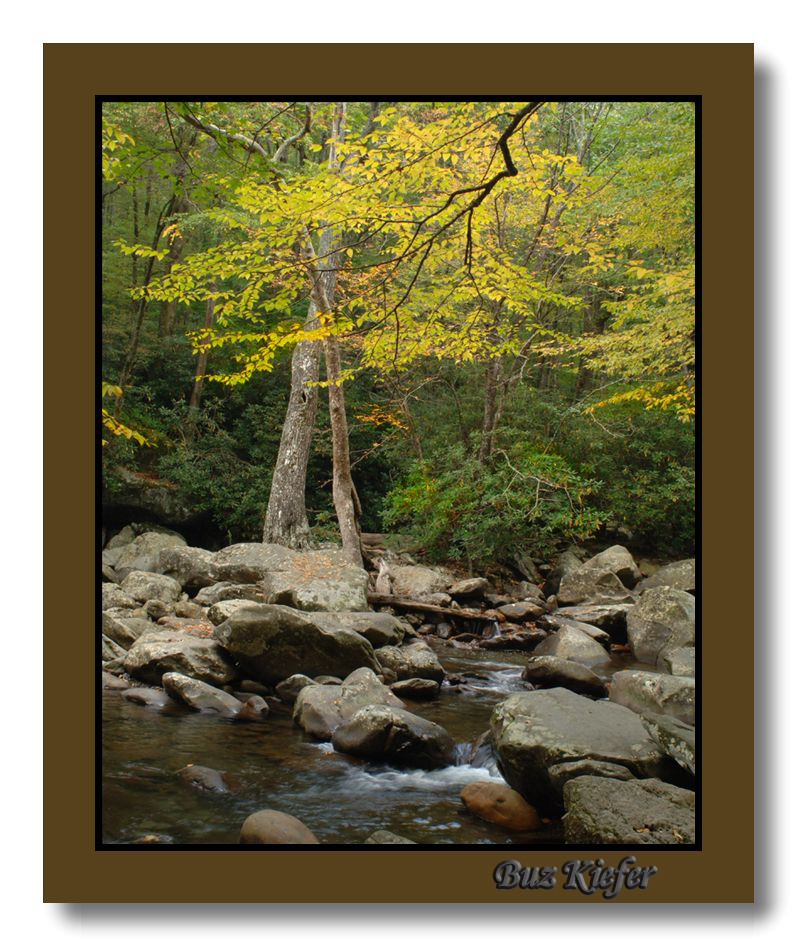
<box><xmin>177</xmin><ymin>764</ymin><xmax>230</xmax><ymax>793</ymax></box>
<box><xmin>239</xmin><ymin>809</ymin><xmax>319</xmax><ymax>845</ymax></box>
<box><xmin>460</xmin><ymin>781</ymin><xmax>542</xmax><ymax>831</ymax></box>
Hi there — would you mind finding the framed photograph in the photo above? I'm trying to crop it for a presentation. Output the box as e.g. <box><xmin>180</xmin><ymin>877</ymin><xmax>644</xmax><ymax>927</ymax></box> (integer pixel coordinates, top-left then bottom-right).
<box><xmin>43</xmin><ymin>42</ymin><xmax>753</xmax><ymax>903</ymax></box>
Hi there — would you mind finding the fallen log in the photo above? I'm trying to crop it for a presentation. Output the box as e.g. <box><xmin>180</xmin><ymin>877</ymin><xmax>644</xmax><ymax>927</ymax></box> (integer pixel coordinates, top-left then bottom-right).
<box><xmin>366</xmin><ymin>592</ymin><xmax>498</xmax><ymax>624</ymax></box>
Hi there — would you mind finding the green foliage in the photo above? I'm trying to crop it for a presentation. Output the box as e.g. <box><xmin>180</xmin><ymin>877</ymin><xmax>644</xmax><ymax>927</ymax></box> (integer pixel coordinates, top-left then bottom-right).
<box><xmin>383</xmin><ymin>444</ymin><xmax>601</xmax><ymax>568</ymax></box>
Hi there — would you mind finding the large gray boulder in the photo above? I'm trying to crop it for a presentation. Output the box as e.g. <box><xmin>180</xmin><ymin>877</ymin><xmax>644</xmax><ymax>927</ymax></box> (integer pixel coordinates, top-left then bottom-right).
<box><xmin>557</xmin><ymin>545</ymin><xmax>640</xmax><ymax>606</ymax></box>
<box><xmin>162</xmin><ymin>672</ymin><xmax>244</xmax><ymax>715</ymax></box>
<box><xmin>157</xmin><ymin>546</ymin><xmax>217</xmax><ymax>590</ymax></box>
<box><xmin>120</xmin><ymin>570</ymin><xmax>182</xmax><ymax>605</ymax></box>
<box><xmin>213</xmin><ymin>604</ymin><xmax>379</xmax><ymax>685</ymax></box>
<box><xmin>102</xmin><ymin>634</ymin><xmax>127</xmax><ymax>662</ymax></box>
<box><xmin>123</xmin><ymin>629</ymin><xmax>236</xmax><ymax>686</ymax></box>
<box><xmin>332</xmin><ymin>705</ymin><xmax>455</xmax><ymax>769</ymax></box>
<box><xmin>293</xmin><ymin>667</ymin><xmax>404</xmax><ymax>739</ymax></box>
<box><xmin>554</xmin><ymin>603</ymin><xmax>634</xmax><ymax>639</ymax></box>
<box><xmin>388</xmin><ymin>564</ymin><xmax>450</xmax><ymax>599</ymax></box>
<box><xmin>637</xmin><ymin>559</ymin><xmax>696</xmax><ymax>594</ymax></box>
<box><xmin>543</xmin><ymin>548</ymin><xmax>584</xmax><ymax>596</ymax></box>
<box><xmin>530</xmin><ymin>624</ymin><xmax>608</xmax><ymax>664</ymax></box>
<box><xmin>610</xmin><ymin>670</ymin><xmax>695</xmax><ymax>725</ymax></box>
<box><xmin>563</xmin><ymin>776</ymin><xmax>695</xmax><ymax>844</ymax></box>
<box><xmin>311</xmin><ymin>611</ymin><xmax>406</xmax><ymax>648</ymax></box>
<box><xmin>261</xmin><ymin>548</ymin><xmax>370</xmax><ymax>612</ymax></box>
<box><xmin>626</xmin><ymin>587</ymin><xmax>696</xmax><ymax>663</ymax></box>
<box><xmin>658</xmin><ymin>645</ymin><xmax>696</xmax><ymax>677</ymax></box>
<box><xmin>643</xmin><ymin>714</ymin><xmax>696</xmax><ymax>775</ymax></box>
<box><xmin>212</xmin><ymin>543</ymin><xmax>294</xmax><ymax>584</ymax></box>
<box><xmin>522</xmin><ymin>656</ymin><xmax>607</xmax><ymax>698</ymax></box>
<box><xmin>113</xmin><ymin>531</ymin><xmax>187</xmax><ymax>579</ymax></box>
<box><xmin>374</xmin><ymin>640</ymin><xmax>445</xmax><ymax>683</ymax></box>
<box><xmin>102</xmin><ymin>611</ymin><xmax>154</xmax><ymax>649</ymax></box>
<box><xmin>207</xmin><ymin>599</ymin><xmax>256</xmax><ymax>626</ymax></box>
<box><xmin>101</xmin><ymin>584</ymin><xmax>139</xmax><ymax>611</ymax></box>
<box><xmin>537</xmin><ymin>614</ymin><xmax>611</xmax><ymax>645</ymax></box>
<box><xmin>490</xmin><ymin>688</ymin><xmax>667</xmax><ymax>814</ymax></box>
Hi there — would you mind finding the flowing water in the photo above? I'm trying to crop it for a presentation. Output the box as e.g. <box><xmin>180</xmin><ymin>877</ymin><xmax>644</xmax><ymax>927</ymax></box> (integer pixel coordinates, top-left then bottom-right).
<box><xmin>101</xmin><ymin>644</ymin><xmax>643</xmax><ymax>846</ymax></box>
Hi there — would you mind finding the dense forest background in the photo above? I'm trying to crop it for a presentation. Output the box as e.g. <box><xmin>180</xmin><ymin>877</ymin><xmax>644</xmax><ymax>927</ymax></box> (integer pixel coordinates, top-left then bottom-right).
<box><xmin>101</xmin><ymin>100</ymin><xmax>695</xmax><ymax>568</ymax></box>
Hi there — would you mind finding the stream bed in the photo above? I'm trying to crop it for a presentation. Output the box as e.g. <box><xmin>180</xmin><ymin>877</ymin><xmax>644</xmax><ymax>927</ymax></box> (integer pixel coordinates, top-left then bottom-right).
<box><xmin>101</xmin><ymin>644</ymin><xmax>644</xmax><ymax>845</ymax></box>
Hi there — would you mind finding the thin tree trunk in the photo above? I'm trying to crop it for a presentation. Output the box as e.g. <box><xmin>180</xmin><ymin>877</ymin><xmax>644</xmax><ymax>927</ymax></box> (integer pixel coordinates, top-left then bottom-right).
<box><xmin>187</xmin><ymin>290</ymin><xmax>217</xmax><ymax>432</ymax></box>
<box><xmin>478</xmin><ymin>357</ymin><xmax>503</xmax><ymax>465</ymax></box>
<box><xmin>323</xmin><ymin>332</ymin><xmax>363</xmax><ymax>567</ymax></box>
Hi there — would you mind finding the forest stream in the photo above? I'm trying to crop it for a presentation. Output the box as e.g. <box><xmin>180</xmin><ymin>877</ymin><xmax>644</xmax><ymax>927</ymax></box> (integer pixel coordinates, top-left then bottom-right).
<box><xmin>102</xmin><ymin>642</ymin><xmax>647</xmax><ymax>846</ymax></box>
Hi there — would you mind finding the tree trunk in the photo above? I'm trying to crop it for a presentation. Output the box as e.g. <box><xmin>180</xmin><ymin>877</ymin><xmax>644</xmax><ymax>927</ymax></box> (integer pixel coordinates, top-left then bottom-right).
<box><xmin>262</xmin><ymin>300</ymin><xmax>323</xmax><ymax>548</ymax></box>
<box><xmin>186</xmin><ymin>290</ymin><xmax>217</xmax><ymax>433</ymax></box>
<box><xmin>478</xmin><ymin>357</ymin><xmax>503</xmax><ymax>465</ymax></box>
<box><xmin>323</xmin><ymin>332</ymin><xmax>363</xmax><ymax>568</ymax></box>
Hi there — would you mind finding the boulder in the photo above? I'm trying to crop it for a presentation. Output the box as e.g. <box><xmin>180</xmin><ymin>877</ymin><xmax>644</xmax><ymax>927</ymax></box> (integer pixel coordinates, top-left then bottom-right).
<box><xmin>374</xmin><ymin>640</ymin><xmax>445</xmax><ymax>683</ymax></box>
<box><xmin>208</xmin><ymin>599</ymin><xmax>256</xmax><ymax>626</ymax></box>
<box><xmin>157</xmin><ymin>546</ymin><xmax>217</xmax><ymax>590</ymax></box>
<box><xmin>121</xmin><ymin>687</ymin><xmax>172</xmax><ymax>708</ymax></box>
<box><xmin>364</xmin><ymin>830</ymin><xmax>417</xmax><ymax>844</ymax></box>
<box><xmin>522</xmin><ymin>656</ymin><xmax>608</xmax><ymax>698</ymax></box>
<box><xmin>177</xmin><ymin>764</ymin><xmax>230</xmax><ymax>793</ymax></box>
<box><xmin>237</xmin><ymin>695</ymin><xmax>270</xmax><ymax>720</ymax></box>
<box><xmin>293</xmin><ymin>667</ymin><xmax>404</xmax><ymax>739</ymax></box>
<box><xmin>557</xmin><ymin>545</ymin><xmax>640</xmax><ymax>606</ymax></box>
<box><xmin>123</xmin><ymin>629</ymin><xmax>236</xmax><ymax>686</ymax></box>
<box><xmin>538</xmin><ymin>615</ymin><xmax>611</xmax><ymax>645</ymax></box>
<box><xmin>162</xmin><ymin>671</ymin><xmax>244</xmax><ymax>715</ymax></box>
<box><xmin>637</xmin><ymin>558</ymin><xmax>696</xmax><ymax>594</ymax></box>
<box><xmin>193</xmin><ymin>582</ymin><xmax>263</xmax><ymax>606</ymax></box>
<box><xmin>275</xmin><ymin>673</ymin><xmax>317</xmax><ymax>706</ymax></box>
<box><xmin>260</xmin><ymin>548</ymin><xmax>370</xmax><ymax>612</ymax></box>
<box><xmin>460</xmin><ymin>781</ymin><xmax>542</xmax><ymax>831</ymax></box>
<box><xmin>213</xmin><ymin>543</ymin><xmax>295</xmax><ymax>584</ymax></box>
<box><xmin>498</xmin><ymin>601</ymin><xmax>546</xmax><ymax>622</ymax></box>
<box><xmin>448</xmin><ymin>577</ymin><xmax>489</xmax><ymax>599</ymax></box>
<box><xmin>332</xmin><ymin>705</ymin><xmax>456</xmax><ymax>769</ymax></box>
<box><xmin>102</xmin><ymin>634</ymin><xmax>128</xmax><ymax>661</ymax></box>
<box><xmin>388</xmin><ymin>564</ymin><xmax>450</xmax><ymax>599</ymax></box>
<box><xmin>103</xmin><ymin>469</ymin><xmax>195</xmax><ymax>527</ymax></box>
<box><xmin>102</xmin><ymin>611</ymin><xmax>154</xmax><ymax>649</ymax></box>
<box><xmin>390</xmin><ymin>678</ymin><xmax>440</xmax><ymax>701</ymax></box>
<box><xmin>658</xmin><ymin>645</ymin><xmax>696</xmax><ymax>677</ymax></box>
<box><xmin>643</xmin><ymin>714</ymin><xmax>696</xmax><ymax>775</ymax></box>
<box><xmin>530</xmin><ymin>624</ymin><xmax>608</xmax><ymax>664</ymax></box>
<box><xmin>490</xmin><ymin>688</ymin><xmax>668</xmax><ymax>814</ymax></box>
<box><xmin>547</xmin><ymin>759</ymin><xmax>635</xmax><ymax>794</ymax></box>
<box><xmin>626</xmin><ymin>587</ymin><xmax>696</xmax><ymax>663</ymax></box>
<box><xmin>555</xmin><ymin>603</ymin><xmax>634</xmax><ymax>640</ymax></box>
<box><xmin>102</xmin><ymin>670</ymin><xmax>129</xmax><ymax>690</ymax></box>
<box><xmin>543</xmin><ymin>548</ymin><xmax>584</xmax><ymax>596</ymax></box>
<box><xmin>563</xmin><ymin>776</ymin><xmax>695</xmax><ymax>844</ymax></box>
<box><xmin>106</xmin><ymin>525</ymin><xmax>136</xmax><ymax>549</ymax></box>
<box><xmin>113</xmin><ymin>531</ymin><xmax>187</xmax><ymax>580</ymax></box>
<box><xmin>144</xmin><ymin>599</ymin><xmax>173</xmax><ymax>620</ymax></box>
<box><xmin>213</xmin><ymin>604</ymin><xmax>380</xmax><ymax>684</ymax></box>
<box><xmin>101</xmin><ymin>584</ymin><xmax>139</xmax><ymax>611</ymax></box>
<box><xmin>610</xmin><ymin>670</ymin><xmax>695</xmax><ymax>725</ymax></box>
<box><xmin>311</xmin><ymin>611</ymin><xmax>406</xmax><ymax>648</ymax></box>
<box><xmin>239</xmin><ymin>810</ymin><xmax>319</xmax><ymax>845</ymax></box>
<box><xmin>120</xmin><ymin>570</ymin><xmax>182</xmax><ymax>606</ymax></box>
